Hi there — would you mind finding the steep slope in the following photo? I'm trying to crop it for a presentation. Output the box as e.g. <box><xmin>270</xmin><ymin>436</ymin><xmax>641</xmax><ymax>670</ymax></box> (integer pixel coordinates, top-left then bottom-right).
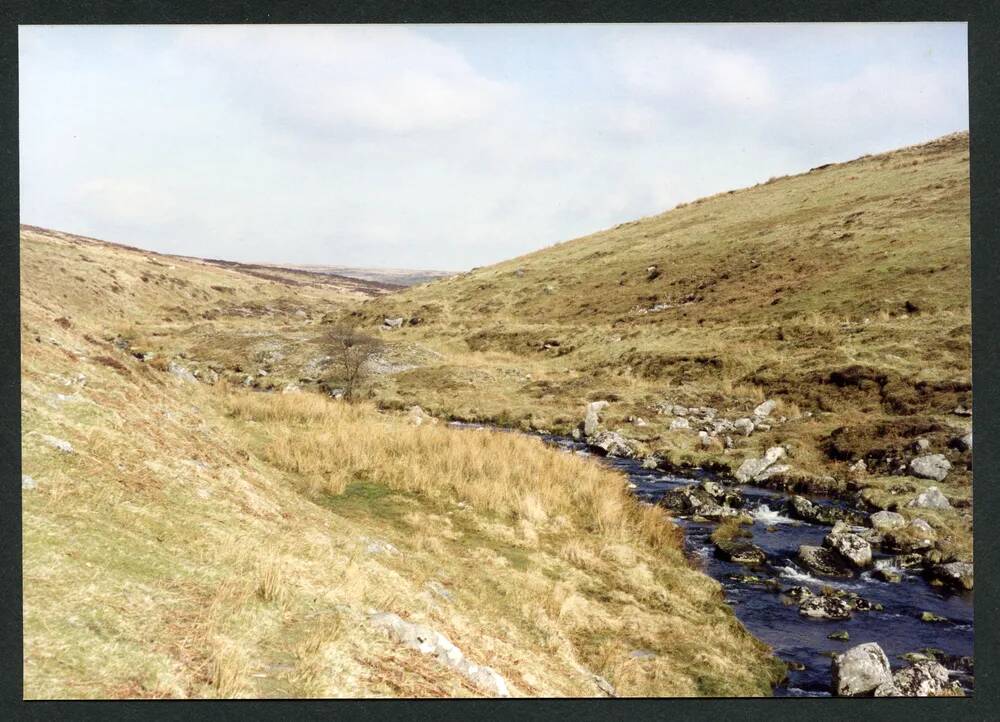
<box><xmin>351</xmin><ymin>132</ymin><xmax>973</xmax><ymax>556</ymax></box>
<box><xmin>20</xmin><ymin>226</ymin><xmax>781</xmax><ymax>698</ymax></box>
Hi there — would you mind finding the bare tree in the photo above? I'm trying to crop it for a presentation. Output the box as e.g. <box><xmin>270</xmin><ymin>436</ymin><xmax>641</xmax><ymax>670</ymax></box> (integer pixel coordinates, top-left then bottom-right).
<box><xmin>325</xmin><ymin>325</ymin><xmax>384</xmax><ymax>400</ymax></box>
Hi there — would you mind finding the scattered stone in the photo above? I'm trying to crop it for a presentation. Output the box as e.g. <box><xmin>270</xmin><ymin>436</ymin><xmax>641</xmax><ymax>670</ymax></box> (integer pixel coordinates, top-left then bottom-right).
<box><xmin>167</xmin><ymin>360</ymin><xmax>197</xmax><ymax>383</ymax></box>
<box><xmin>632</xmin><ymin>417</ymin><xmax>647</xmax><ymax>427</ymax></box>
<box><xmin>952</xmin><ymin>405</ymin><xmax>972</xmax><ymax>417</ymax></box>
<box><xmin>753</xmin><ymin>399</ymin><xmax>777</xmax><ymax>418</ymax></box>
<box><xmin>669</xmin><ymin>417</ymin><xmax>690</xmax><ymax>430</ymax></box>
<box><xmin>40</xmin><ymin>434</ymin><xmax>74</xmax><ymax>454</ymax></box>
<box><xmin>907</xmin><ymin>486</ymin><xmax>951</xmax><ymax>510</ymax></box>
<box><xmin>364</xmin><ymin>538</ymin><xmax>399</xmax><ymax>556</ymax></box>
<box><xmin>592</xmin><ymin>674</ymin><xmax>616</xmax><ymax>697</ymax></box>
<box><xmin>583</xmin><ymin>400</ymin><xmax>609</xmax><ymax>437</ymax></box>
<box><xmin>629</xmin><ymin>649</ymin><xmax>657</xmax><ymax>660</ymax></box>
<box><xmin>281</xmin><ymin>383</ymin><xmax>300</xmax><ymax>394</ymax></box>
<box><xmin>868</xmin><ymin>510</ymin><xmax>906</xmax><ymax>533</ymax></box>
<box><xmin>383</xmin><ymin>317</ymin><xmax>404</xmax><ymax>329</ymax></box>
<box><xmin>919</xmin><ymin>611</ymin><xmax>947</xmax><ymax>623</ymax></box>
<box><xmin>914</xmin><ymin>438</ymin><xmax>931</xmax><ymax>452</ymax></box>
<box><xmin>908</xmin><ymin>454</ymin><xmax>951</xmax><ymax>482</ymax></box>
<box><xmin>832</xmin><ymin>642</ymin><xmax>894</xmax><ymax>696</ymax></box>
<box><xmin>734</xmin><ymin>446</ymin><xmax>786</xmax><ymax>483</ymax></box>
<box><xmin>925</xmin><ymin>561</ymin><xmax>973</xmax><ymax>591</ymax></box>
<box><xmin>22</xmin><ymin>475</ymin><xmax>37</xmax><ymax>491</ymax></box>
<box><xmin>848</xmin><ymin>458</ymin><xmax>867</xmax><ymax>475</ymax></box>
<box><xmin>698</xmin><ymin>430</ymin><xmax>714</xmax><ymax>448</ymax></box>
<box><xmin>828</xmin><ymin>631</ymin><xmax>850</xmax><ymax>642</ymax></box>
<box><xmin>799</xmin><ymin>595</ymin><xmax>852</xmax><ymax>620</ymax></box>
<box><xmin>368</xmin><ymin>612</ymin><xmax>509</xmax><ymax>696</ymax></box>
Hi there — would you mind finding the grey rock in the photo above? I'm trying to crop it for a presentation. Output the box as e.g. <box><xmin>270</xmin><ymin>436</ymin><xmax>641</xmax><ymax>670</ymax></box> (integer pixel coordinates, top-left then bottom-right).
<box><xmin>588</xmin><ymin>430</ymin><xmax>638</xmax><ymax>459</ymax></box>
<box><xmin>926</xmin><ymin>561</ymin><xmax>973</xmax><ymax>591</ymax></box>
<box><xmin>369</xmin><ymin>612</ymin><xmax>509</xmax><ymax>696</ymax></box>
<box><xmin>714</xmin><ymin>539</ymin><xmax>767</xmax><ymax>565</ymax></box>
<box><xmin>40</xmin><ymin>434</ymin><xmax>74</xmax><ymax>454</ymax></box>
<box><xmin>825</xmin><ymin>531</ymin><xmax>873</xmax><ymax>569</ymax></box>
<box><xmin>584</xmin><ymin>400</ymin><xmax>609</xmax><ymax>437</ymax></box>
<box><xmin>22</xmin><ymin>474</ymin><xmax>37</xmax><ymax>491</ymax></box>
<box><xmin>797</xmin><ymin>545</ymin><xmax>852</xmax><ymax>577</ymax></box>
<box><xmin>669</xmin><ymin>417</ymin><xmax>690</xmax><ymax>430</ymax></box>
<box><xmin>909</xmin><ymin>454</ymin><xmax>951</xmax><ymax>482</ymax></box>
<box><xmin>734</xmin><ymin>446</ymin><xmax>786</xmax><ymax>483</ymax></box>
<box><xmin>383</xmin><ymin>317</ymin><xmax>404</xmax><ymax>328</ymax></box>
<box><xmin>733</xmin><ymin>418</ymin><xmax>755</xmax><ymax>436</ymax></box>
<box><xmin>799</xmin><ymin>596</ymin><xmax>852</xmax><ymax>620</ymax></box>
<box><xmin>753</xmin><ymin>399</ymin><xmax>777</xmax><ymax>418</ymax></box>
<box><xmin>890</xmin><ymin>660</ymin><xmax>956</xmax><ymax>697</ymax></box>
<box><xmin>952</xmin><ymin>405</ymin><xmax>972</xmax><ymax>416</ymax></box>
<box><xmin>869</xmin><ymin>510</ymin><xmax>906</xmax><ymax>533</ymax></box>
<box><xmin>914</xmin><ymin>438</ymin><xmax>931</xmax><ymax>452</ymax></box>
<box><xmin>907</xmin><ymin>486</ymin><xmax>951</xmax><ymax>510</ymax></box>
<box><xmin>167</xmin><ymin>360</ymin><xmax>197</xmax><ymax>383</ymax></box>
<box><xmin>832</xmin><ymin>643</ymin><xmax>894</xmax><ymax>696</ymax></box>
<box><xmin>848</xmin><ymin>458</ymin><xmax>867</xmax><ymax>475</ymax></box>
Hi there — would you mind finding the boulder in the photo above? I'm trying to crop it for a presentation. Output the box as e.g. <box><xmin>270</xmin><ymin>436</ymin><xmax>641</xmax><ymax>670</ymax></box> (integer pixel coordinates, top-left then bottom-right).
<box><xmin>22</xmin><ymin>474</ymin><xmax>37</xmax><ymax>491</ymax></box>
<box><xmin>788</xmin><ymin>495</ymin><xmax>864</xmax><ymax>526</ymax></box>
<box><xmin>925</xmin><ymin>561</ymin><xmax>973</xmax><ymax>591</ymax></box>
<box><xmin>588</xmin><ymin>430</ymin><xmax>639</xmax><ymax>459</ymax></box>
<box><xmin>669</xmin><ymin>417</ymin><xmax>690</xmax><ymax>430</ymax></box>
<box><xmin>832</xmin><ymin>643</ymin><xmax>894</xmax><ymax>696</ymax></box>
<box><xmin>733</xmin><ymin>418</ymin><xmax>754</xmax><ymax>436</ymax></box>
<box><xmin>873</xmin><ymin>567</ymin><xmax>903</xmax><ymax>583</ymax></box>
<box><xmin>848</xmin><ymin>458</ymin><xmax>867</xmax><ymax>476</ymax></box>
<box><xmin>714</xmin><ymin>540</ymin><xmax>767</xmax><ymax>565</ymax></box>
<box><xmin>907</xmin><ymin>486</ymin><xmax>951</xmax><ymax>510</ymax></box>
<box><xmin>869</xmin><ymin>510</ymin><xmax>906</xmax><ymax>533</ymax></box>
<box><xmin>734</xmin><ymin>446</ymin><xmax>786</xmax><ymax>483</ymax></box>
<box><xmin>889</xmin><ymin>660</ymin><xmax>958</xmax><ymax>697</ymax></box>
<box><xmin>799</xmin><ymin>596</ymin><xmax>852</xmax><ymax>620</ymax></box>
<box><xmin>884</xmin><ymin>518</ymin><xmax>937</xmax><ymax>553</ymax></box>
<box><xmin>167</xmin><ymin>360</ymin><xmax>198</xmax><ymax>383</ymax></box>
<box><xmin>383</xmin><ymin>317</ymin><xmax>404</xmax><ymax>329</ymax></box>
<box><xmin>908</xmin><ymin>454</ymin><xmax>951</xmax><ymax>482</ymax></box>
<box><xmin>797</xmin><ymin>545</ymin><xmax>853</xmax><ymax>577</ymax></box>
<box><xmin>584</xmin><ymin>400</ymin><xmax>609</xmax><ymax>437</ymax></box>
<box><xmin>825</xmin><ymin>531</ymin><xmax>873</xmax><ymax>569</ymax></box>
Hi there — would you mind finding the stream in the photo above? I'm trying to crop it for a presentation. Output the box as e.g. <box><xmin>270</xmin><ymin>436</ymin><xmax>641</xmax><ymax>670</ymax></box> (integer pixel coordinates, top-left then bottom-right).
<box><xmin>453</xmin><ymin>423</ymin><xmax>975</xmax><ymax>697</ymax></box>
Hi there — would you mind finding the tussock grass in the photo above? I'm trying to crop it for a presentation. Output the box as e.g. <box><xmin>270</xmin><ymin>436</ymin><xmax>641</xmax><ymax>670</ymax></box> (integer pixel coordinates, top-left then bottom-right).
<box><xmin>226</xmin><ymin>391</ymin><xmax>682</xmax><ymax>554</ymax></box>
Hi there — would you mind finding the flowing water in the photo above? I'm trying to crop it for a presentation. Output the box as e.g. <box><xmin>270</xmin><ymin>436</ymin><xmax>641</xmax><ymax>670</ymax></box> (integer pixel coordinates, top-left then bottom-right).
<box><xmin>453</xmin><ymin>423</ymin><xmax>975</xmax><ymax>696</ymax></box>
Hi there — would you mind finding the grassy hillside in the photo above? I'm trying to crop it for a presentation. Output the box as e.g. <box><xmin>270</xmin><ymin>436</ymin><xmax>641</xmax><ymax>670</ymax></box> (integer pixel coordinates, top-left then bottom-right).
<box><xmin>350</xmin><ymin>132</ymin><xmax>973</xmax><ymax>556</ymax></box>
<box><xmin>20</xmin><ymin>226</ymin><xmax>781</xmax><ymax>698</ymax></box>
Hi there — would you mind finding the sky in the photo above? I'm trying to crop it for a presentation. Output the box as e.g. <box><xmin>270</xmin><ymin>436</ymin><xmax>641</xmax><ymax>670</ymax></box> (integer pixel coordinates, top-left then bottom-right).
<box><xmin>19</xmin><ymin>23</ymin><xmax>968</xmax><ymax>271</ymax></box>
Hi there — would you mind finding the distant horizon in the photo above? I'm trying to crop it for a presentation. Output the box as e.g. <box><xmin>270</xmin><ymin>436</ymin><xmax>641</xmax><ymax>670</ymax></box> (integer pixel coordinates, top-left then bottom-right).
<box><xmin>19</xmin><ymin>127</ymin><xmax>967</xmax><ymax>273</ymax></box>
<box><xmin>20</xmin><ymin>23</ymin><xmax>968</xmax><ymax>270</ymax></box>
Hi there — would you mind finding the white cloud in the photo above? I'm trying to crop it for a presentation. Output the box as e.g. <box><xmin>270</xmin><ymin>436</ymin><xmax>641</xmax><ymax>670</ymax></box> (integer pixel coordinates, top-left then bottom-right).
<box><xmin>176</xmin><ymin>26</ymin><xmax>514</xmax><ymax>135</ymax></box>
<box><xmin>611</xmin><ymin>35</ymin><xmax>776</xmax><ymax>110</ymax></box>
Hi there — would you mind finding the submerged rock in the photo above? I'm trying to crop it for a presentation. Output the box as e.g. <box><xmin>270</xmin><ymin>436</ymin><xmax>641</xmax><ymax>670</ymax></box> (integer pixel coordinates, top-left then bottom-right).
<box><xmin>714</xmin><ymin>539</ymin><xmax>767</xmax><ymax>565</ymax></box>
<box><xmin>799</xmin><ymin>596</ymin><xmax>852</xmax><ymax>620</ymax></box>
<box><xmin>832</xmin><ymin>643</ymin><xmax>894</xmax><ymax>696</ymax></box>
<box><xmin>797</xmin><ymin>545</ymin><xmax>853</xmax><ymax>577</ymax></box>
